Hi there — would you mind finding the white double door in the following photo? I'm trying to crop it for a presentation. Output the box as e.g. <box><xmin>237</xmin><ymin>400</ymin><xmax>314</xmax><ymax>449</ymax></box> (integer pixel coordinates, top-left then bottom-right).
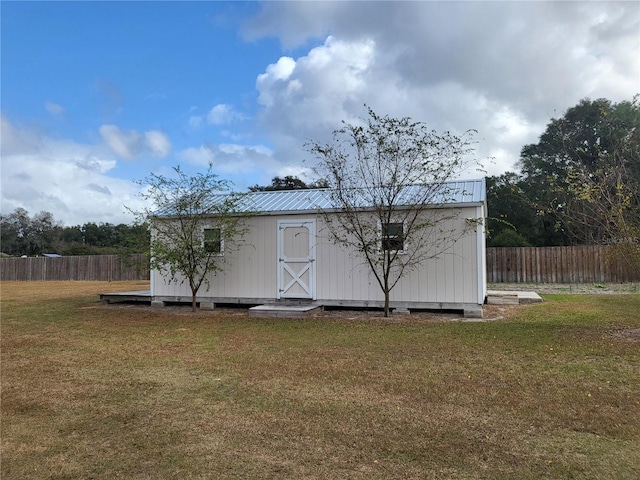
<box><xmin>277</xmin><ymin>219</ymin><xmax>316</xmax><ymax>300</ymax></box>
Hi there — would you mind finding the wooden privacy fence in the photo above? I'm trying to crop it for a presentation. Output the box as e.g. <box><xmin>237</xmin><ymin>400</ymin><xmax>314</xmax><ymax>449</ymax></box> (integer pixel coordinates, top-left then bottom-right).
<box><xmin>0</xmin><ymin>254</ymin><xmax>149</xmax><ymax>282</ymax></box>
<box><xmin>487</xmin><ymin>245</ymin><xmax>639</xmax><ymax>283</ymax></box>
<box><xmin>1</xmin><ymin>248</ymin><xmax>638</xmax><ymax>283</ymax></box>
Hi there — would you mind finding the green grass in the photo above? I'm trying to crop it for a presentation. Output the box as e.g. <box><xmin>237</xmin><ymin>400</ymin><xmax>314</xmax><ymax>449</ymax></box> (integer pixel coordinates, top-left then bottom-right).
<box><xmin>1</xmin><ymin>282</ymin><xmax>639</xmax><ymax>479</ymax></box>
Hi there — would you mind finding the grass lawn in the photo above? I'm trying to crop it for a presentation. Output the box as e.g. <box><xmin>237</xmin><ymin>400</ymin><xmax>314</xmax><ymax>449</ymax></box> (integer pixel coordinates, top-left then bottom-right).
<box><xmin>1</xmin><ymin>281</ymin><xmax>639</xmax><ymax>479</ymax></box>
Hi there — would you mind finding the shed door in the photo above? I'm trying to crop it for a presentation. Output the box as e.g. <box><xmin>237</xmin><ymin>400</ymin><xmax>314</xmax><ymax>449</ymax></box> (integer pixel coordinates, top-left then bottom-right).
<box><xmin>277</xmin><ymin>219</ymin><xmax>316</xmax><ymax>299</ymax></box>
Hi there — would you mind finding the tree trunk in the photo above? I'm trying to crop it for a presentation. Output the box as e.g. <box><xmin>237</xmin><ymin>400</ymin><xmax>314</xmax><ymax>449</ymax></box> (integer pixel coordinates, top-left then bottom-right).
<box><xmin>383</xmin><ymin>256</ymin><xmax>391</xmax><ymax>317</ymax></box>
<box><xmin>383</xmin><ymin>273</ymin><xmax>390</xmax><ymax>317</ymax></box>
<box><xmin>191</xmin><ymin>290</ymin><xmax>197</xmax><ymax>312</ymax></box>
<box><xmin>384</xmin><ymin>289</ymin><xmax>390</xmax><ymax>317</ymax></box>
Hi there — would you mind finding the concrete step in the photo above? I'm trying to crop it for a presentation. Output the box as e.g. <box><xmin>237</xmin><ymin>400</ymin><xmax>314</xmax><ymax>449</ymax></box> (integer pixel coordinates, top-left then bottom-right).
<box><xmin>249</xmin><ymin>304</ymin><xmax>322</xmax><ymax>318</ymax></box>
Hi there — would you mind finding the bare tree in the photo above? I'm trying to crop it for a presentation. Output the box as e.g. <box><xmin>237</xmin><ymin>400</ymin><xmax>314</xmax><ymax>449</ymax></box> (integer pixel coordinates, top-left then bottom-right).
<box><xmin>308</xmin><ymin>107</ymin><xmax>482</xmax><ymax>316</ymax></box>
<box><xmin>131</xmin><ymin>164</ymin><xmax>248</xmax><ymax>312</ymax></box>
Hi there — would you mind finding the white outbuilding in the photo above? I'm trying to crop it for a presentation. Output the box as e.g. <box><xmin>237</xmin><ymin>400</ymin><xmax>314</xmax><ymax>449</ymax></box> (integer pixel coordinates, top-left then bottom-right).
<box><xmin>150</xmin><ymin>178</ymin><xmax>487</xmax><ymax>317</ymax></box>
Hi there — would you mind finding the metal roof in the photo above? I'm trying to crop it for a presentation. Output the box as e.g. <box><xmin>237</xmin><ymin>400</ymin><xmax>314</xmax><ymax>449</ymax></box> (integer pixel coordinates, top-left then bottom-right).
<box><xmin>238</xmin><ymin>178</ymin><xmax>486</xmax><ymax>214</ymax></box>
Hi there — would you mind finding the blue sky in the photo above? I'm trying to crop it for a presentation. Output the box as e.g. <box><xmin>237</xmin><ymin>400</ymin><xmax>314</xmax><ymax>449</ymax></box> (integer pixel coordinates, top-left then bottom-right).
<box><xmin>1</xmin><ymin>1</ymin><xmax>638</xmax><ymax>226</ymax></box>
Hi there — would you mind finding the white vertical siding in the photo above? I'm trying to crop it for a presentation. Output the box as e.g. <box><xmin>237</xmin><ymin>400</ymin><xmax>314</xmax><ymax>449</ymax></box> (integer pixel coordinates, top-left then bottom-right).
<box><xmin>152</xmin><ymin>215</ymin><xmax>277</xmax><ymax>299</ymax></box>
<box><xmin>314</xmin><ymin>206</ymin><xmax>480</xmax><ymax>305</ymax></box>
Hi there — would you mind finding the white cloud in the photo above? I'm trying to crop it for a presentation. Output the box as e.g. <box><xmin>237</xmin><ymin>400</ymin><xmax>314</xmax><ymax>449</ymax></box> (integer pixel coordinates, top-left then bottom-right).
<box><xmin>99</xmin><ymin>125</ymin><xmax>140</xmax><ymax>159</ymax></box>
<box><xmin>277</xmin><ymin>165</ymin><xmax>313</xmax><ymax>182</ymax></box>
<box><xmin>179</xmin><ymin>145</ymin><xmax>216</xmax><ymax>165</ymax></box>
<box><xmin>99</xmin><ymin>124</ymin><xmax>171</xmax><ymax>159</ymax></box>
<box><xmin>189</xmin><ymin>103</ymin><xmax>246</xmax><ymax>128</ymax></box>
<box><xmin>0</xmin><ymin>115</ymin><xmax>42</xmax><ymax>156</ymax></box>
<box><xmin>246</xmin><ymin>2</ymin><xmax>639</xmax><ymax>177</ymax></box>
<box><xmin>207</xmin><ymin>104</ymin><xmax>244</xmax><ymax>125</ymax></box>
<box><xmin>144</xmin><ymin>130</ymin><xmax>171</xmax><ymax>157</ymax></box>
<box><xmin>257</xmin><ymin>36</ymin><xmax>375</xmax><ymax>135</ymax></box>
<box><xmin>1</xmin><ymin>116</ymin><xmax>145</xmax><ymax>225</ymax></box>
<box><xmin>256</xmin><ymin>56</ymin><xmax>296</xmax><ymax>107</ymax></box>
<box><xmin>45</xmin><ymin>101</ymin><xmax>65</xmax><ymax>115</ymax></box>
<box><xmin>179</xmin><ymin>142</ymin><xmax>274</xmax><ymax>175</ymax></box>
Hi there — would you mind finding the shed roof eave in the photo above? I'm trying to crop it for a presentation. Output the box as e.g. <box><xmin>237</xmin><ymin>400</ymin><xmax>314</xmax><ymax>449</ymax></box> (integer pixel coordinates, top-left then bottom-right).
<box><xmin>152</xmin><ymin>200</ymin><xmax>486</xmax><ymax>219</ymax></box>
<box><xmin>250</xmin><ymin>201</ymin><xmax>486</xmax><ymax>216</ymax></box>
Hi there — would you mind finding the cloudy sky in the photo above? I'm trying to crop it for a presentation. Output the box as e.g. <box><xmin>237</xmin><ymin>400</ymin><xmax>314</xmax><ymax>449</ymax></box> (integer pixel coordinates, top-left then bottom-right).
<box><xmin>1</xmin><ymin>1</ymin><xmax>638</xmax><ymax>226</ymax></box>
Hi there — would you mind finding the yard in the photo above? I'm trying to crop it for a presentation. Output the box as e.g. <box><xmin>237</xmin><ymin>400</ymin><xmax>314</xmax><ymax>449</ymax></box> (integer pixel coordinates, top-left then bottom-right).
<box><xmin>1</xmin><ymin>281</ymin><xmax>639</xmax><ymax>479</ymax></box>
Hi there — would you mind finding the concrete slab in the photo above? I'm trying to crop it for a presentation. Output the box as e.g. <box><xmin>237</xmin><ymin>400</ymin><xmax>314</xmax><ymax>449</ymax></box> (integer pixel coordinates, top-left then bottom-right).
<box><xmin>514</xmin><ymin>291</ymin><xmax>544</xmax><ymax>304</ymax></box>
<box><xmin>249</xmin><ymin>304</ymin><xmax>322</xmax><ymax>318</ymax></box>
<box><xmin>487</xmin><ymin>290</ymin><xmax>543</xmax><ymax>304</ymax></box>
<box><xmin>100</xmin><ymin>290</ymin><xmax>151</xmax><ymax>303</ymax></box>
<box><xmin>486</xmin><ymin>292</ymin><xmax>519</xmax><ymax>305</ymax></box>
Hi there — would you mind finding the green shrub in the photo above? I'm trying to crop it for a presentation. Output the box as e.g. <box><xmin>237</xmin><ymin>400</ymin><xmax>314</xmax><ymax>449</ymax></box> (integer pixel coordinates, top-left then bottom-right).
<box><xmin>489</xmin><ymin>229</ymin><xmax>532</xmax><ymax>247</ymax></box>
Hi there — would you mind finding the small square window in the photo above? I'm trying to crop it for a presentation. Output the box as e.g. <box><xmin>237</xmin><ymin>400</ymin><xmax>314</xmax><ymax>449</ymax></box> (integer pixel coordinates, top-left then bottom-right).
<box><xmin>382</xmin><ymin>222</ymin><xmax>404</xmax><ymax>252</ymax></box>
<box><xmin>204</xmin><ymin>228</ymin><xmax>222</xmax><ymax>254</ymax></box>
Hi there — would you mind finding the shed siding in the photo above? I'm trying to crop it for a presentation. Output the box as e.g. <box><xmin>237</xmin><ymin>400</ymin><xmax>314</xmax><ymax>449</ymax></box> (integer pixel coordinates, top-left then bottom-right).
<box><xmin>152</xmin><ymin>215</ymin><xmax>279</xmax><ymax>300</ymax></box>
<box><xmin>312</xmin><ymin>207</ymin><xmax>479</xmax><ymax>305</ymax></box>
<box><xmin>151</xmin><ymin>206</ymin><xmax>483</xmax><ymax>305</ymax></box>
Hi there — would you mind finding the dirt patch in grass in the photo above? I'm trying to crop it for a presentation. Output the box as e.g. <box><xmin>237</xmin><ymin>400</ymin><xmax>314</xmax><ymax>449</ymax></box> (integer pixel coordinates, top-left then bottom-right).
<box><xmin>2</xmin><ymin>281</ymin><xmax>639</xmax><ymax>479</ymax></box>
<box><xmin>610</xmin><ymin>327</ymin><xmax>640</xmax><ymax>342</ymax></box>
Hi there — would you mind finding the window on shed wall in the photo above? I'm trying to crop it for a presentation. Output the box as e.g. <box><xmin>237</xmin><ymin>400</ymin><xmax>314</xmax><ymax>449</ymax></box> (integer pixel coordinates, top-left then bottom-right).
<box><xmin>381</xmin><ymin>222</ymin><xmax>405</xmax><ymax>252</ymax></box>
<box><xmin>203</xmin><ymin>228</ymin><xmax>222</xmax><ymax>254</ymax></box>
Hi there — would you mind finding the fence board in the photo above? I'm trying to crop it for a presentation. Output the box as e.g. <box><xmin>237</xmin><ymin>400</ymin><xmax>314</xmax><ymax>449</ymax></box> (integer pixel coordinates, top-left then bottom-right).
<box><xmin>0</xmin><ymin>255</ymin><xmax>149</xmax><ymax>282</ymax></box>
<box><xmin>486</xmin><ymin>245</ymin><xmax>639</xmax><ymax>283</ymax></box>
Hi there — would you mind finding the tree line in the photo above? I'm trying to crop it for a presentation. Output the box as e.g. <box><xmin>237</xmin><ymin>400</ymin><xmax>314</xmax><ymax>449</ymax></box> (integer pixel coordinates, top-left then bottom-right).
<box><xmin>0</xmin><ymin>208</ymin><xmax>149</xmax><ymax>257</ymax></box>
